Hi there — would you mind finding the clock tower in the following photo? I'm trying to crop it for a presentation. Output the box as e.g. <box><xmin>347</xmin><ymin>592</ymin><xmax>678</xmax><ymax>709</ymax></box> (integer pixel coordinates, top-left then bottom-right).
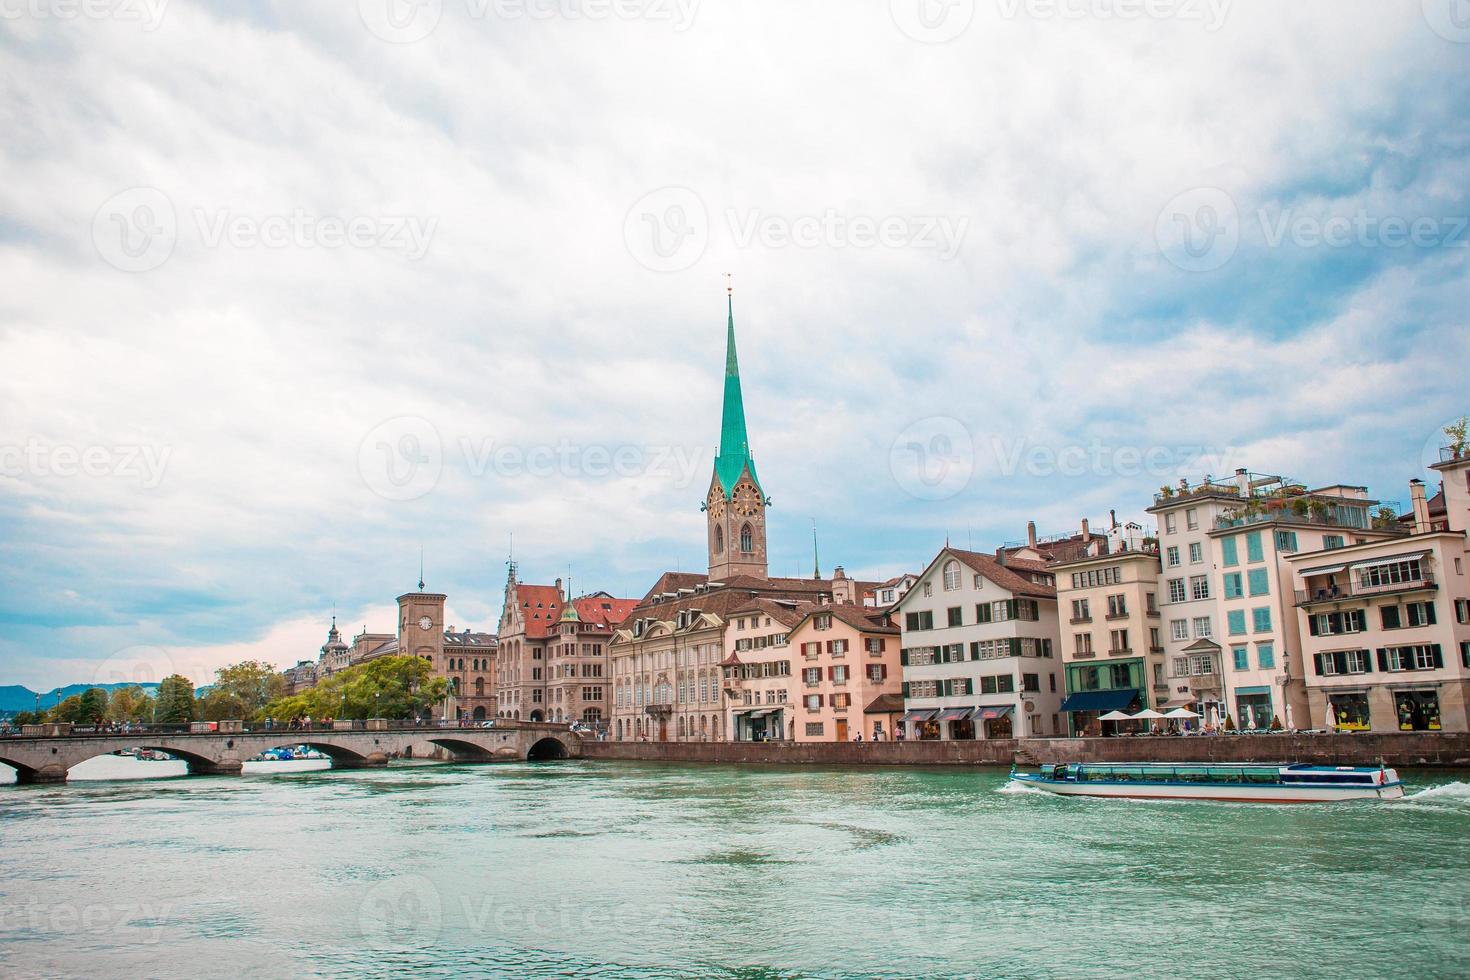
<box><xmin>705</xmin><ymin>288</ymin><xmax>769</xmax><ymax>581</ymax></box>
<box><xmin>398</xmin><ymin>576</ymin><xmax>447</xmax><ymax>669</ymax></box>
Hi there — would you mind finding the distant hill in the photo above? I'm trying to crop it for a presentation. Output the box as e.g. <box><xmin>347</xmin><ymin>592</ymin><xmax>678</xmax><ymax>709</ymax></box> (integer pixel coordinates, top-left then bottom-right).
<box><xmin>0</xmin><ymin>682</ymin><xmax>161</xmax><ymax>713</ymax></box>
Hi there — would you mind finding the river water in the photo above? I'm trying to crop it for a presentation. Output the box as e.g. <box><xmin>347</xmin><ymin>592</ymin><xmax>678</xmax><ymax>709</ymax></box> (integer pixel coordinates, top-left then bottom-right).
<box><xmin>2</xmin><ymin>757</ymin><xmax>1468</xmax><ymax>978</ymax></box>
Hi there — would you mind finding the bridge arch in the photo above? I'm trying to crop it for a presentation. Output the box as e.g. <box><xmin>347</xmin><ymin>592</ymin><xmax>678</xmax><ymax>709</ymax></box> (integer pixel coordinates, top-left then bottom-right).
<box><xmin>526</xmin><ymin>736</ymin><xmax>570</xmax><ymax>761</ymax></box>
<box><xmin>425</xmin><ymin>737</ymin><xmax>497</xmax><ymax>763</ymax></box>
<box><xmin>0</xmin><ymin>756</ymin><xmax>41</xmax><ymax>783</ymax></box>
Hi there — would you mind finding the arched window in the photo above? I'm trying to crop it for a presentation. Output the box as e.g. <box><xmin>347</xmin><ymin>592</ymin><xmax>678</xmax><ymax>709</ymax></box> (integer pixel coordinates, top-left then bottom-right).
<box><xmin>474</xmin><ymin>677</ymin><xmax>485</xmax><ymax>696</ymax></box>
<box><xmin>714</xmin><ymin>524</ymin><xmax>724</xmax><ymax>554</ymax></box>
<box><xmin>677</xmin><ymin>716</ymin><xmax>686</xmax><ymax>737</ymax></box>
<box><xmin>942</xmin><ymin>560</ymin><xmax>961</xmax><ymax>591</ymax></box>
<box><xmin>740</xmin><ymin>523</ymin><xmax>753</xmax><ymax>552</ymax></box>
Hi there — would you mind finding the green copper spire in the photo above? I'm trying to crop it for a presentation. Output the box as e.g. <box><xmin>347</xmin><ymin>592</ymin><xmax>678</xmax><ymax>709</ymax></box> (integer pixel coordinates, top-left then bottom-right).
<box><xmin>714</xmin><ymin>291</ymin><xmax>762</xmax><ymax>498</ymax></box>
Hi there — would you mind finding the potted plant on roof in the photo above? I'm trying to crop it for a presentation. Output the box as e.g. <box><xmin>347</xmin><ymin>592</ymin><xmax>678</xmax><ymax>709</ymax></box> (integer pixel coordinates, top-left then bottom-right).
<box><xmin>1308</xmin><ymin>498</ymin><xmax>1330</xmax><ymax>521</ymax></box>
<box><xmin>1446</xmin><ymin>416</ymin><xmax>1469</xmax><ymax>460</ymax></box>
<box><xmin>1290</xmin><ymin>497</ymin><xmax>1309</xmax><ymax>517</ymax></box>
<box><xmin>1159</xmin><ymin>484</ymin><xmax>1174</xmax><ymax>499</ymax></box>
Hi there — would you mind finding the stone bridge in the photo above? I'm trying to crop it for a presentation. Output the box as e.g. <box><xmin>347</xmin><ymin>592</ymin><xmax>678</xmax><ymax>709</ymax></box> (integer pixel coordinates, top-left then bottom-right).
<box><xmin>0</xmin><ymin>723</ymin><xmax>581</xmax><ymax>784</ymax></box>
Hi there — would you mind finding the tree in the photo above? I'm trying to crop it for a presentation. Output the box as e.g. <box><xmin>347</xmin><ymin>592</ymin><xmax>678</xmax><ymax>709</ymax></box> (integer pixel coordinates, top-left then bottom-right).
<box><xmin>49</xmin><ymin>695</ymin><xmax>85</xmax><ymax>724</ymax></box>
<box><xmin>106</xmin><ymin>686</ymin><xmax>154</xmax><ymax>723</ymax></box>
<box><xmin>207</xmin><ymin>660</ymin><xmax>282</xmax><ymax>720</ymax></box>
<box><xmin>1371</xmin><ymin>505</ymin><xmax>1399</xmax><ymax>529</ymax></box>
<box><xmin>76</xmin><ymin>688</ymin><xmax>109</xmax><ymax>725</ymax></box>
<box><xmin>258</xmin><ymin>655</ymin><xmax>448</xmax><ymax>721</ymax></box>
<box><xmin>10</xmin><ymin>710</ymin><xmax>39</xmax><ymax>727</ymax></box>
<box><xmin>154</xmin><ymin>674</ymin><xmax>196</xmax><ymax>724</ymax></box>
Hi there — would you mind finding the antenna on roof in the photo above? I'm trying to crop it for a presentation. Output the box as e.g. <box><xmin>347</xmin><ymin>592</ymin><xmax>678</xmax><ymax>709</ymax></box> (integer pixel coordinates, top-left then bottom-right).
<box><xmin>811</xmin><ymin>518</ymin><xmax>821</xmax><ymax>579</ymax></box>
<box><xmin>418</xmin><ymin>546</ymin><xmax>425</xmax><ymax>592</ymax></box>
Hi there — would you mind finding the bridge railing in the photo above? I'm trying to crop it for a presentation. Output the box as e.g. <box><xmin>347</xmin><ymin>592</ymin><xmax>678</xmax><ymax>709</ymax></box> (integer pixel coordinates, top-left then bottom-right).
<box><xmin>0</xmin><ymin>718</ymin><xmax>577</xmax><ymax>738</ymax></box>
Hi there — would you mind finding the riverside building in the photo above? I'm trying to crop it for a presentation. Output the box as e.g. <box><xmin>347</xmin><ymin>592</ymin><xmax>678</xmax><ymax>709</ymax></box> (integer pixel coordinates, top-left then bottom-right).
<box><xmin>894</xmin><ymin>544</ymin><xmax>1063</xmax><ymax>740</ymax></box>
<box><xmin>1286</xmin><ymin>464</ymin><xmax>1470</xmax><ymax>732</ymax></box>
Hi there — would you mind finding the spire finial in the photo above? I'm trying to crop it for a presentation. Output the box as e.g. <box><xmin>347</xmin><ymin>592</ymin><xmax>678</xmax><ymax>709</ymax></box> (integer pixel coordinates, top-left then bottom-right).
<box><xmin>812</xmin><ymin>518</ymin><xmax>821</xmax><ymax>580</ymax></box>
<box><xmin>418</xmin><ymin>546</ymin><xmax>425</xmax><ymax>592</ymax></box>
<box><xmin>725</xmin><ymin>271</ymin><xmax>732</xmax><ymax>296</ymax></box>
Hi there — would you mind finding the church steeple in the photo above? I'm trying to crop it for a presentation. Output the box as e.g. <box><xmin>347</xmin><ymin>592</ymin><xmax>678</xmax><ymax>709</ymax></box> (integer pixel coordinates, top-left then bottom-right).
<box><xmin>713</xmin><ymin>285</ymin><xmax>762</xmax><ymax>499</ymax></box>
<box><xmin>706</xmin><ymin>281</ymin><xmax>769</xmax><ymax>581</ymax></box>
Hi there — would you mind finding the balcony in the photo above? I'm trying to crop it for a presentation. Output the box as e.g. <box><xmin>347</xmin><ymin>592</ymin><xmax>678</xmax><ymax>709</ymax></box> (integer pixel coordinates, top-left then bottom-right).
<box><xmin>1107</xmin><ymin>647</ymin><xmax>1133</xmax><ymax>657</ymax></box>
<box><xmin>1070</xmin><ymin>616</ymin><xmax>1092</xmax><ymax>625</ymax></box>
<box><xmin>1105</xmin><ymin>612</ymin><xmax>1129</xmax><ymax>621</ymax></box>
<box><xmin>1072</xmin><ymin>650</ymin><xmax>1096</xmax><ymax>659</ymax></box>
<box><xmin>1296</xmin><ymin>572</ymin><xmax>1436</xmax><ymax>607</ymax></box>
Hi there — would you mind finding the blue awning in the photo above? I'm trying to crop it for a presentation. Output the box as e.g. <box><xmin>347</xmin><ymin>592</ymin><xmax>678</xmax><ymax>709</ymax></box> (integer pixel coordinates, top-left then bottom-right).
<box><xmin>1059</xmin><ymin>690</ymin><xmax>1138</xmax><ymax>713</ymax></box>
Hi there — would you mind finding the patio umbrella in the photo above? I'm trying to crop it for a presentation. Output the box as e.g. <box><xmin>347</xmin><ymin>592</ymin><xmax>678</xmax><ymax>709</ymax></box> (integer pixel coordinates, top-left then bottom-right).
<box><xmin>1098</xmin><ymin>710</ymin><xmax>1133</xmax><ymax>721</ymax></box>
<box><xmin>1131</xmin><ymin>709</ymin><xmax>1166</xmax><ymax>720</ymax></box>
<box><xmin>1164</xmin><ymin>708</ymin><xmax>1200</xmax><ymax>719</ymax></box>
<box><xmin>1285</xmin><ymin>703</ymin><xmax>1296</xmax><ymax>731</ymax></box>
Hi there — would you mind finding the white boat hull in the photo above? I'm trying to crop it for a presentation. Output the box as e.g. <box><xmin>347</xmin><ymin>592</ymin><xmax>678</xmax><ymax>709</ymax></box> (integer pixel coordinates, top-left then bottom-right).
<box><xmin>1012</xmin><ymin>776</ymin><xmax>1403</xmax><ymax>803</ymax></box>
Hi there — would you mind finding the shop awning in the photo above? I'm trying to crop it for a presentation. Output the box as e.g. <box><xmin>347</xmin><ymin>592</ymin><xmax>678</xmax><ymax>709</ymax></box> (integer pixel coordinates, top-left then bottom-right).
<box><xmin>936</xmin><ymin>707</ymin><xmax>972</xmax><ymax>722</ymax></box>
<box><xmin>750</xmin><ymin>708</ymin><xmax>780</xmax><ymax>718</ymax></box>
<box><xmin>1059</xmin><ymin>690</ymin><xmax>1138</xmax><ymax>713</ymax></box>
<box><xmin>1299</xmin><ymin>562</ymin><xmax>1347</xmax><ymax>577</ymax></box>
<box><xmin>901</xmin><ymin>709</ymin><xmax>937</xmax><ymax>723</ymax></box>
<box><xmin>972</xmin><ymin>705</ymin><xmax>1013</xmax><ymax>721</ymax></box>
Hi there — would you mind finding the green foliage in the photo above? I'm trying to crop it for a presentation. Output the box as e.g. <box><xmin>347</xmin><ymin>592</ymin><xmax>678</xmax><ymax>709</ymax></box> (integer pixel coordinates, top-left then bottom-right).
<box><xmin>1445</xmin><ymin>416</ymin><xmax>1468</xmax><ymax>456</ymax></box>
<box><xmin>1371</xmin><ymin>505</ymin><xmax>1399</xmax><ymax>529</ymax></box>
<box><xmin>10</xmin><ymin>710</ymin><xmax>40</xmax><ymax>727</ymax></box>
<box><xmin>48</xmin><ymin>695</ymin><xmax>85</xmax><ymax>724</ymax></box>
<box><xmin>106</xmin><ymin>686</ymin><xmax>155</xmax><ymax>723</ymax></box>
<box><xmin>202</xmin><ymin>660</ymin><xmax>282</xmax><ymax>721</ymax></box>
<box><xmin>155</xmin><ymin>674</ymin><xmax>196</xmax><ymax>724</ymax></box>
<box><xmin>259</xmin><ymin>655</ymin><xmax>448</xmax><ymax>721</ymax></box>
<box><xmin>76</xmin><ymin>687</ymin><xmax>109</xmax><ymax>724</ymax></box>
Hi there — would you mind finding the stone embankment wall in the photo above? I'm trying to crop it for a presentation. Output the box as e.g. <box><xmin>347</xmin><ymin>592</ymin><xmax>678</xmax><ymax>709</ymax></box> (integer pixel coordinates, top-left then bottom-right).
<box><xmin>581</xmin><ymin>734</ymin><xmax>1470</xmax><ymax>768</ymax></box>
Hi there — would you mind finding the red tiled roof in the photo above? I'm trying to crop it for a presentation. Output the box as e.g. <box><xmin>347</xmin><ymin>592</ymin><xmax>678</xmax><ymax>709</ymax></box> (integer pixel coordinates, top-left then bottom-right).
<box><xmin>573</xmin><ymin>595</ymin><xmax>638</xmax><ymax>627</ymax></box>
<box><xmin>943</xmin><ymin>548</ymin><xmax>1058</xmax><ymax>599</ymax></box>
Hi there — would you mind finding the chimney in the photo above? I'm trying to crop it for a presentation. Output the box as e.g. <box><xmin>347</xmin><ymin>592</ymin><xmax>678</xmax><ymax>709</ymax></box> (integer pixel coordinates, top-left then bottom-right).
<box><xmin>995</xmin><ymin>546</ymin><xmax>1008</xmax><ymax>566</ymax></box>
<box><xmin>1109</xmin><ymin>509</ymin><xmax>1118</xmax><ymax>529</ymax></box>
<box><xmin>1027</xmin><ymin>521</ymin><xmax>1037</xmax><ymax>548</ymax></box>
<box><xmin>1081</xmin><ymin>518</ymin><xmax>1090</xmax><ymax>539</ymax></box>
<box><xmin>1235</xmin><ymin>467</ymin><xmax>1250</xmax><ymax>495</ymax></box>
<box><xmin>1410</xmin><ymin>479</ymin><xmax>1429</xmax><ymax>534</ymax></box>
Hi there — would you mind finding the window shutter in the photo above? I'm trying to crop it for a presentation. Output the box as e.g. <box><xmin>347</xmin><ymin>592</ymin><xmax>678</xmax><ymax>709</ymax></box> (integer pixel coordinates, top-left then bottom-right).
<box><xmin>880</xmin><ymin>664</ymin><xmax>888</xmax><ymax>680</ymax></box>
<box><xmin>965</xmin><ymin>678</ymin><xmax>974</xmax><ymax>695</ymax></box>
<box><xmin>1427</xmin><ymin>604</ymin><xmax>1437</xmax><ymax>626</ymax></box>
<box><xmin>1313</xmin><ymin>653</ymin><xmax>1324</xmax><ymax>675</ymax></box>
<box><xmin>826</xmin><ymin>640</ymin><xmax>833</xmax><ymax>653</ymax></box>
<box><xmin>1432</xmin><ymin>644</ymin><xmax>1444</xmax><ymax>669</ymax></box>
<box><xmin>902</xmin><ymin>682</ymin><xmax>910</xmax><ymax>698</ymax></box>
<box><xmin>826</xmin><ymin>666</ymin><xmax>834</xmax><ymax>680</ymax></box>
<box><xmin>1359</xmin><ymin>650</ymin><xmax>1372</xmax><ymax>673</ymax></box>
<box><xmin>1308</xmin><ymin>616</ymin><xmax>1319</xmax><ymax>636</ymax></box>
<box><xmin>879</xmin><ymin>638</ymin><xmax>887</xmax><ymax>652</ymax></box>
<box><xmin>901</xmin><ymin>649</ymin><xmax>910</xmax><ymax>666</ymax></box>
<box><xmin>1376</xmin><ymin>648</ymin><xmax>1388</xmax><ymax>672</ymax></box>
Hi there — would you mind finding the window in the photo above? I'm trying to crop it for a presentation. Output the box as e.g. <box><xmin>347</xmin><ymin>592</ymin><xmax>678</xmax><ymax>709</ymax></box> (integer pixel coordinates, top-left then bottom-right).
<box><xmin>1357</xmin><ymin>558</ymin><xmax>1424</xmax><ymax>589</ymax></box>
<box><xmin>866</xmin><ymin>663</ymin><xmax>887</xmax><ymax>683</ymax></box>
<box><xmin>1405</xmin><ymin>602</ymin><xmax>1437</xmax><ymax>628</ymax></box>
<box><xmin>1186</xmin><ymin>508</ymin><xmax>1198</xmax><ymax>530</ymax></box>
<box><xmin>1190</xmin><ymin>576</ymin><xmax>1210</xmax><ymax>600</ymax></box>
<box><xmin>1247</xmin><ymin>568</ymin><xmax>1270</xmax><ymax>597</ymax></box>
<box><xmin>1256</xmin><ymin>642</ymin><xmax>1275</xmax><ymax>670</ymax></box>
<box><xmin>1072</xmin><ymin>598</ymin><xmax>1091</xmax><ymax>621</ymax></box>
<box><xmin>1023</xmin><ymin>673</ymin><xmax>1040</xmax><ymax>692</ymax></box>
<box><xmin>1146</xmin><ymin>593</ymin><xmax>1157</xmax><ymax>614</ymax></box>
<box><xmin>1165</xmin><ymin>514</ymin><xmax>1177</xmax><ymax>533</ymax></box>
<box><xmin>942</xmin><ymin>560</ymin><xmax>961</xmax><ymax>591</ymax></box>
<box><xmin>1315</xmin><ymin>649</ymin><xmax>1371</xmax><ymax>676</ymax></box>
<box><xmin>1109</xmin><ymin>629</ymin><xmax>1128</xmax><ymax>652</ymax></box>
<box><xmin>1074</xmin><ymin>633</ymin><xmax>1093</xmax><ymax>655</ymax></box>
<box><xmin>904</xmin><ymin>610</ymin><xmax>935</xmax><ymax>631</ymax></box>
<box><xmin>1192</xmin><ymin>617</ymin><xmax>1212</xmax><ymax>638</ymax></box>
<box><xmin>1379</xmin><ymin>645</ymin><xmax>1443</xmax><ymax>672</ymax></box>
<box><xmin>1232</xmin><ymin>645</ymin><xmax>1248</xmax><ymax>671</ymax></box>
<box><xmin>831</xmin><ymin>665</ymin><xmax>849</xmax><ymax>684</ymax></box>
<box><xmin>1456</xmin><ymin>598</ymin><xmax>1470</xmax><ymax>624</ymax></box>
<box><xmin>1106</xmin><ymin>595</ymin><xmax>1127</xmax><ymax>618</ymax></box>
<box><xmin>1189</xmin><ymin>542</ymin><xmax>1203</xmax><ymax>564</ymax></box>
<box><xmin>740</xmin><ymin>524</ymin><xmax>753</xmax><ymax>552</ymax></box>
<box><xmin>1323</xmin><ymin>534</ymin><xmax>1345</xmax><ymax>550</ymax></box>
<box><xmin>831</xmin><ymin>638</ymin><xmax>849</xmax><ymax>656</ymax></box>
<box><xmin>1170</xmin><ymin>619</ymin><xmax>1189</xmax><ymax>641</ymax></box>
<box><xmin>1166</xmin><ymin>546</ymin><xmax>1180</xmax><ymax>567</ymax></box>
<box><xmin>1252</xmin><ymin>607</ymin><xmax>1272</xmax><ymax>633</ymax></box>
<box><xmin>1223</xmin><ymin>572</ymin><xmax>1243</xmax><ymax>599</ymax></box>
<box><xmin>865</xmin><ymin>637</ymin><xmax>885</xmax><ymax>655</ymax></box>
<box><xmin>1310</xmin><ymin>610</ymin><xmax>1366</xmax><ymax>636</ymax></box>
<box><xmin>947</xmin><ymin>606</ymin><xmax>963</xmax><ymax>628</ymax></box>
<box><xmin>1380</xmin><ymin>606</ymin><xmax>1401</xmax><ymax>630</ymax></box>
<box><xmin>803</xmin><ymin>667</ymin><xmax>821</xmax><ymax>684</ymax></box>
<box><xmin>1167</xmin><ymin>579</ymin><xmax>1186</xmax><ymax>603</ymax></box>
<box><xmin>805</xmin><ymin>722</ymin><xmax>824</xmax><ymax>736</ymax></box>
<box><xmin>923</xmin><ymin>582</ymin><xmax>933</xmax><ymax>597</ymax></box>
<box><xmin>1246</xmin><ymin>532</ymin><xmax>1264</xmax><ymax>563</ymax></box>
<box><xmin>1221</xmin><ymin>537</ymin><xmax>1239</xmax><ymax>567</ymax></box>
<box><xmin>1227</xmin><ymin>610</ymin><xmax>1246</xmax><ymax>636</ymax></box>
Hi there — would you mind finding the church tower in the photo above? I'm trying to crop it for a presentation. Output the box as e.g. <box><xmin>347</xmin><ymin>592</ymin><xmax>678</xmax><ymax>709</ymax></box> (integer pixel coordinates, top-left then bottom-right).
<box><xmin>705</xmin><ymin>286</ymin><xmax>769</xmax><ymax>581</ymax></box>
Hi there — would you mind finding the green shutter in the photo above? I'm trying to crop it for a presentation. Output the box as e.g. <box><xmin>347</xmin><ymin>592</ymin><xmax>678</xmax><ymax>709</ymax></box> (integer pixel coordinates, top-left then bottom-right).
<box><xmin>902</xmin><ymin>682</ymin><xmax>910</xmax><ymax>698</ymax></box>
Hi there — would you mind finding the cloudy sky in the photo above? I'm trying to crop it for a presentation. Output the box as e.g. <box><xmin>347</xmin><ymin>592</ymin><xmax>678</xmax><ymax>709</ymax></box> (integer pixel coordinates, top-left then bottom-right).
<box><xmin>2</xmin><ymin>0</ymin><xmax>1468</xmax><ymax>690</ymax></box>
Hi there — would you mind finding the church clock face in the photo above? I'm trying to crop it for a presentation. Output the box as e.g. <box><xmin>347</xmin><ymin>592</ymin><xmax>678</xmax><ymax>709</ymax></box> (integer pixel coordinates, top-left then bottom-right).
<box><xmin>733</xmin><ymin>484</ymin><xmax>761</xmax><ymax>518</ymax></box>
<box><xmin>707</xmin><ymin>487</ymin><xmax>726</xmax><ymax>518</ymax></box>
<box><xmin>418</xmin><ymin>616</ymin><xmax>433</xmax><ymax>631</ymax></box>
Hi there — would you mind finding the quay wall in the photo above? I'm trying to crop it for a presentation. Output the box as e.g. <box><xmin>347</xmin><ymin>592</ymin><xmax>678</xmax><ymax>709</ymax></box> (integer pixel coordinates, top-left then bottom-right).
<box><xmin>580</xmin><ymin>734</ymin><xmax>1470</xmax><ymax>769</ymax></box>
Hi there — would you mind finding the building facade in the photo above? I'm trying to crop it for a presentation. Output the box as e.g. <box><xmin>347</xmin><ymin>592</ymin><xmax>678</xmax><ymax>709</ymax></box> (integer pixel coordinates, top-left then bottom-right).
<box><xmin>783</xmin><ymin>604</ymin><xmax>902</xmax><ymax>742</ymax></box>
<box><xmin>895</xmin><ymin>546</ymin><xmax>1064</xmax><ymax>740</ymax></box>
<box><xmin>1054</xmin><ymin>544</ymin><xmax>1165</xmax><ymax>735</ymax></box>
<box><xmin>1287</xmin><ymin>470</ymin><xmax>1470</xmax><ymax>732</ymax></box>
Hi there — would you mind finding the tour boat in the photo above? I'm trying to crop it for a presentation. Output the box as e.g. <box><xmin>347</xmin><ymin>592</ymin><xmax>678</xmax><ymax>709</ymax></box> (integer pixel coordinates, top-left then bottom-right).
<box><xmin>1009</xmin><ymin>762</ymin><xmax>1404</xmax><ymax>803</ymax></box>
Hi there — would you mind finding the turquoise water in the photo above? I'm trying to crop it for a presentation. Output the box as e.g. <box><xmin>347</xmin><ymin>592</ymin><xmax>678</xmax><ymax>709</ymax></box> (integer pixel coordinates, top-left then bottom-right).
<box><xmin>1</xmin><ymin>760</ymin><xmax>1468</xmax><ymax>978</ymax></box>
